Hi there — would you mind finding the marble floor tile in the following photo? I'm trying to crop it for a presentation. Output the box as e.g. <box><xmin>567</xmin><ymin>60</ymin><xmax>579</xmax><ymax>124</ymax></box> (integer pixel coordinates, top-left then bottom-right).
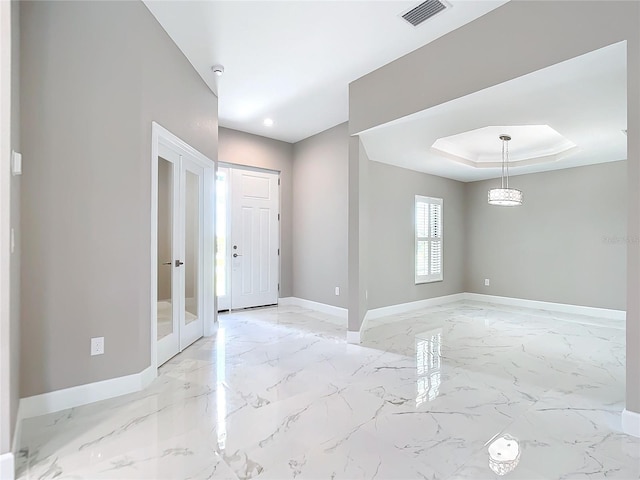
<box><xmin>256</xmin><ymin>429</ymin><xmax>441</xmax><ymax>480</ymax></box>
<box><xmin>16</xmin><ymin>302</ymin><xmax>636</xmax><ymax>480</ymax></box>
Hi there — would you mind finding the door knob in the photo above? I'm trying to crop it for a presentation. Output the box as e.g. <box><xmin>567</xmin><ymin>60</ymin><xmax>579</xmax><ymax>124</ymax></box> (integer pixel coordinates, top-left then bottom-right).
<box><xmin>175</xmin><ymin>260</ymin><xmax>184</xmax><ymax>267</ymax></box>
<box><xmin>233</xmin><ymin>253</ymin><xmax>242</xmax><ymax>258</ymax></box>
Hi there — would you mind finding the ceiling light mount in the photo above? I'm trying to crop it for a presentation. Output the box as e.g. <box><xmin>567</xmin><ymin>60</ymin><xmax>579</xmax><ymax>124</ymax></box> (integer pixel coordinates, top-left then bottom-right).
<box><xmin>488</xmin><ymin>134</ymin><xmax>523</xmax><ymax>207</ymax></box>
<box><xmin>211</xmin><ymin>64</ymin><xmax>225</xmax><ymax>76</ymax></box>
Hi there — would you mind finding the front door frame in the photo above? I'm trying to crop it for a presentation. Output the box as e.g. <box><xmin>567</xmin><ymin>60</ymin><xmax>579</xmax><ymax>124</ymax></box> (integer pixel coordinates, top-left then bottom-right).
<box><xmin>151</xmin><ymin>122</ymin><xmax>215</xmax><ymax>371</ymax></box>
<box><xmin>217</xmin><ymin>162</ymin><xmax>281</xmax><ymax>311</ymax></box>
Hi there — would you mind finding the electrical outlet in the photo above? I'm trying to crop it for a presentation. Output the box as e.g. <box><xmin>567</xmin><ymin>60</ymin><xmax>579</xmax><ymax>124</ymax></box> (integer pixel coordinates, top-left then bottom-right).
<box><xmin>91</xmin><ymin>337</ymin><xmax>104</xmax><ymax>356</ymax></box>
<box><xmin>484</xmin><ymin>278</ymin><xmax>490</xmax><ymax>287</ymax></box>
<box><xmin>335</xmin><ymin>286</ymin><xmax>340</xmax><ymax>296</ymax></box>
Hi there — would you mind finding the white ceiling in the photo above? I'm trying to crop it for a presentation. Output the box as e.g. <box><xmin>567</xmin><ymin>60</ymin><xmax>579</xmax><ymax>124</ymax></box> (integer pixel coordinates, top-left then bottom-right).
<box><xmin>358</xmin><ymin>41</ymin><xmax>628</xmax><ymax>182</ymax></box>
<box><xmin>143</xmin><ymin>0</ymin><xmax>509</xmax><ymax>143</ymax></box>
<box><xmin>431</xmin><ymin>125</ymin><xmax>578</xmax><ymax>168</ymax></box>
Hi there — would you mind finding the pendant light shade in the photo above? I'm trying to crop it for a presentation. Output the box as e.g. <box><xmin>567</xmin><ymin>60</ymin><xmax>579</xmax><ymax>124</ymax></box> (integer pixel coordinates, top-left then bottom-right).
<box><xmin>488</xmin><ymin>135</ymin><xmax>523</xmax><ymax>206</ymax></box>
<box><xmin>488</xmin><ymin>435</ymin><xmax>521</xmax><ymax>476</ymax></box>
<box><xmin>488</xmin><ymin>187</ymin><xmax>523</xmax><ymax>206</ymax></box>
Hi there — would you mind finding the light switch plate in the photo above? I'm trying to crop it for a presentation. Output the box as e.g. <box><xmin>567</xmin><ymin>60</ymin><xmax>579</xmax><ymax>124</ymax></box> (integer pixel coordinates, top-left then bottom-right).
<box><xmin>11</xmin><ymin>151</ymin><xmax>22</xmax><ymax>176</ymax></box>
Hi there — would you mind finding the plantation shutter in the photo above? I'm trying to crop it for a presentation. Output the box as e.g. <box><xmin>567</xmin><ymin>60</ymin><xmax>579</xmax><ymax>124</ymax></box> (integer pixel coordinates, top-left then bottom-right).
<box><xmin>415</xmin><ymin>196</ymin><xmax>443</xmax><ymax>283</ymax></box>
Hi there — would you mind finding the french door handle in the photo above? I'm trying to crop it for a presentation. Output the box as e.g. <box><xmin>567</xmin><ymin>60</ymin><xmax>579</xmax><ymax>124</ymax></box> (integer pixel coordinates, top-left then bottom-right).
<box><xmin>175</xmin><ymin>260</ymin><xmax>184</xmax><ymax>267</ymax></box>
<box><xmin>162</xmin><ymin>262</ymin><xmax>172</xmax><ymax>266</ymax></box>
<box><xmin>233</xmin><ymin>253</ymin><xmax>242</xmax><ymax>258</ymax></box>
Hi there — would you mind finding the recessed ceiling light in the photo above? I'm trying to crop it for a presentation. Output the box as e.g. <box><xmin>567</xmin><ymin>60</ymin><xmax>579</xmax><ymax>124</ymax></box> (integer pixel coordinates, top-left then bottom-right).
<box><xmin>263</xmin><ymin>118</ymin><xmax>274</xmax><ymax>127</ymax></box>
<box><xmin>211</xmin><ymin>64</ymin><xmax>225</xmax><ymax>76</ymax></box>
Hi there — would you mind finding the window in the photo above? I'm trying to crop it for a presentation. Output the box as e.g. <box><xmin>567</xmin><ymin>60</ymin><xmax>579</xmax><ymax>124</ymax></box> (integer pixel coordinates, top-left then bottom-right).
<box><xmin>415</xmin><ymin>195</ymin><xmax>443</xmax><ymax>284</ymax></box>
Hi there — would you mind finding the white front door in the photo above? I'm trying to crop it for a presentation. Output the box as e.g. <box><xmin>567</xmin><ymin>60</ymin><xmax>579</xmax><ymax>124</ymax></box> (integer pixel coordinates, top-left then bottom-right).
<box><xmin>230</xmin><ymin>168</ymin><xmax>279</xmax><ymax>309</ymax></box>
<box><xmin>156</xmin><ymin>142</ymin><xmax>206</xmax><ymax>366</ymax></box>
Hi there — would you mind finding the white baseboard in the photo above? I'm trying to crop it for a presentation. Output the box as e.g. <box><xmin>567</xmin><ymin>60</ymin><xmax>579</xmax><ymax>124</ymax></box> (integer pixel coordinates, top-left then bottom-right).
<box><xmin>622</xmin><ymin>409</ymin><xmax>640</xmax><ymax>437</ymax></box>
<box><xmin>18</xmin><ymin>365</ymin><xmax>156</xmax><ymax>420</ymax></box>
<box><xmin>465</xmin><ymin>293</ymin><xmax>625</xmax><ymax>324</ymax></box>
<box><xmin>279</xmin><ymin>297</ymin><xmax>347</xmax><ymax>319</ymax></box>
<box><xmin>0</xmin><ymin>452</ymin><xmax>14</xmax><ymax>480</ymax></box>
<box><xmin>281</xmin><ymin>292</ymin><xmax>625</xmax><ymax>343</ymax></box>
<box><xmin>139</xmin><ymin>363</ymin><xmax>157</xmax><ymax>388</ymax></box>
<box><xmin>346</xmin><ymin>330</ymin><xmax>361</xmax><ymax>344</ymax></box>
<box><xmin>364</xmin><ymin>293</ymin><xmax>467</xmax><ymax>322</ymax></box>
<box><xmin>11</xmin><ymin>402</ymin><xmax>22</xmax><ymax>461</ymax></box>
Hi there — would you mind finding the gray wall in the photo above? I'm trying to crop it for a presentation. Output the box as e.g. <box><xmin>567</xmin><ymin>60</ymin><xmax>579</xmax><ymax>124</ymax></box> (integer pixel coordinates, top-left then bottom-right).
<box><xmin>347</xmin><ymin>0</ymin><xmax>640</xmax><ymax>411</ymax></box>
<box><xmin>466</xmin><ymin>161</ymin><xmax>627</xmax><ymax>310</ymax></box>
<box><xmin>20</xmin><ymin>0</ymin><xmax>218</xmax><ymax>397</ymax></box>
<box><xmin>368</xmin><ymin>161</ymin><xmax>466</xmax><ymax>310</ymax></box>
<box><xmin>349</xmin><ymin>2</ymin><xmax>638</xmax><ymax>136</ymax></box>
<box><xmin>292</xmin><ymin>123</ymin><xmax>349</xmax><ymax>308</ymax></box>
<box><xmin>218</xmin><ymin>127</ymin><xmax>294</xmax><ymax>298</ymax></box>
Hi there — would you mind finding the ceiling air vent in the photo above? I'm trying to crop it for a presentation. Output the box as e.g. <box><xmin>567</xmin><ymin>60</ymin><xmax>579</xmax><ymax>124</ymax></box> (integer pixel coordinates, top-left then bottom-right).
<box><xmin>401</xmin><ymin>0</ymin><xmax>448</xmax><ymax>27</ymax></box>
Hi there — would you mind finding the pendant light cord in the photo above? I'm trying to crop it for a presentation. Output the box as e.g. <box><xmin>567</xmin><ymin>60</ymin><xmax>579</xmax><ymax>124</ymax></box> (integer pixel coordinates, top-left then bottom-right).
<box><xmin>501</xmin><ymin>138</ymin><xmax>506</xmax><ymax>188</ymax></box>
<box><xmin>505</xmin><ymin>138</ymin><xmax>509</xmax><ymax>189</ymax></box>
<box><xmin>499</xmin><ymin>135</ymin><xmax>511</xmax><ymax>189</ymax></box>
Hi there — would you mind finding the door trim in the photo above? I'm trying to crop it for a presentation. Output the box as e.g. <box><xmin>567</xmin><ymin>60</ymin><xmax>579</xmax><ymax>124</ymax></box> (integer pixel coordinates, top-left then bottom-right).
<box><xmin>215</xmin><ymin>166</ymin><xmax>231</xmax><ymax>311</ymax></box>
<box><xmin>151</xmin><ymin>122</ymin><xmax>215</xmax><ymax>372</ymax></box>
<box><xmin>0</xmin><ymin>0</ymin><xmax>12</xmax><ymax>465</ymax></box>
<box><xmin>218</xmin><ymin>161</ymin><xmax>278</xmax><ymax>175</ymax></box>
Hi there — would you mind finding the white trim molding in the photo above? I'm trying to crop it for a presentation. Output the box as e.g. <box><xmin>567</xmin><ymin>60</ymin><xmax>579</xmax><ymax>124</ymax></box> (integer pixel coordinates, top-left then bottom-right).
<box><xmin>346</xmin><ymin>330</ymin><xmax>361</xmax><ymax>344</ymax></box>
<box><xmin>139</xmin><ymin>364</ymin><xmax>157</xmax><ymax>389</ymax></box>
<box><xmin>280</xmin><ymin>292</ymin><xmax>625</xmax><ymax>345</ymax></box>
<box><xmin>0</xmin><ymin>452</ymin><xmax>14</xmax><ymax>480</ymax></box>
<box><xmin>362</xmin><ymin>293</ymin><xmax>625</xmax><ymax>324</ymax></box>
<box><xmin>348</xmin><ymin>311</ymin><xmax>371</xmax><ymax>345</ymax></box>
<box><xmin>11</xmin><ymin>401</ymin><xmax>21</xmax><ymax>464</ymax></box>
<box><xmin>0</xmin><ymin>0</ymin><xmax>13</xmax><ymax>473</ymax></box>
<box><xmin>279</xmin><ymin>297</ymin><xmax>347</xmax><ymax>319</ymax></box>
<box><xmin>19</xmin><ymin>366</ymin><xmax>156</xmax><ymax>420</ymax></box>
<box><xmin>465</xmin><ymin>293</ymin><xmax>625</xmax><ymax>324</ymax></box>
<box><xmin>622</xmin><ymin>409</ymin><xmax>640</xmax><ymax>438</ymax></box>
<box><xmin>355</xmin><ymin>292</ymin><xmax>624</xmax><ymax>341</ymax></box>
<box><xmin>364</xmin><ymin>293</ymin><xmax>467</xmax><ymax>322</ymax></box>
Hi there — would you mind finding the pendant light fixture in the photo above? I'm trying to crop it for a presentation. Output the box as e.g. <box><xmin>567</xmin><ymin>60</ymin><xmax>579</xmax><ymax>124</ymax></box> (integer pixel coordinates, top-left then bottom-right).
<box><xmin>488</xmin><ymin>134</ymin><xmax>523</xmax><ymax>206</ymax></box>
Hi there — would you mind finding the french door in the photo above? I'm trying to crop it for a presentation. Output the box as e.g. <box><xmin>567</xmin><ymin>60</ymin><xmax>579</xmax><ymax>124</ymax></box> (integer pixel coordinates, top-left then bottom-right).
<box><xmin>156</xmin><ymin>142</ymin><xmax>205</xmax><ymax>366</ymax></box>
<box><xmin>216</xmin><ymin>166</ymin><xmax>279</xmax><ymax>311</ymax></box>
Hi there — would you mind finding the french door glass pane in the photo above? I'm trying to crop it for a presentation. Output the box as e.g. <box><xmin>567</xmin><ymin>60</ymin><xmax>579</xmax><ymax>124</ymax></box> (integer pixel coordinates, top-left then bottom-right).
<box><xmin>185</xmin><ymin>170</ymin><xmax>200</xmax><ymax>324</ymax></box>
<box><xmin>157</xmin><ymin>157</ymin><xmax>174</xmax><ymax>340</ymax></box>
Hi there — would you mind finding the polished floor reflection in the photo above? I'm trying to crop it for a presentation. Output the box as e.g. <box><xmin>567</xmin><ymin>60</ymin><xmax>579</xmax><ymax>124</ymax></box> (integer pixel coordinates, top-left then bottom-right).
<box><xmin>17</xmin><ymin>301</ymin><xmax>640</xmax><ymax>479</ymax></box>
